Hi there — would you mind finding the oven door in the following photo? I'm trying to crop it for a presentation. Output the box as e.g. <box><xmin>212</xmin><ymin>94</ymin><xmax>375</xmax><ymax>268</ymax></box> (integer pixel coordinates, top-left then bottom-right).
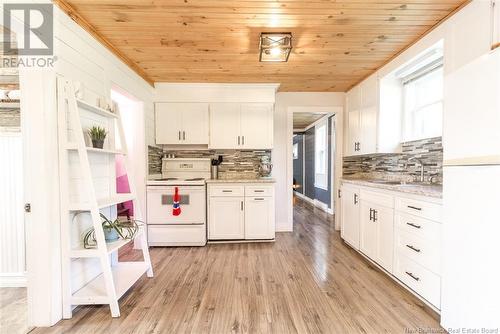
<box><xmin>147</xmin><ymin>186</ymin><xmax>206</xmax><ymax>225</ymax></box>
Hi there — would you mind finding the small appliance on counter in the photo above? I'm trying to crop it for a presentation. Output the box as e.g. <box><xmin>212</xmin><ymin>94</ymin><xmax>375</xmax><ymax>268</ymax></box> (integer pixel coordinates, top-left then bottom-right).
<box><xmin>259</xmin><ymin>156</ymin><xmax>273</xmax><ymax>177</ymax></box>
<box><xmin>211</xmin><ymin>155</ymin><xmax>223</xmax><ymax>179</ymax></box>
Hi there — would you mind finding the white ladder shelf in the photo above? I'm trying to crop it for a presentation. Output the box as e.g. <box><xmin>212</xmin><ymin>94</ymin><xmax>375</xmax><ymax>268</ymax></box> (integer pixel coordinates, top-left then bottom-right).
<box><xmin>57</xmin><ymin>78</ymin><xmax>153</xmax><ymax>318</ymax></box>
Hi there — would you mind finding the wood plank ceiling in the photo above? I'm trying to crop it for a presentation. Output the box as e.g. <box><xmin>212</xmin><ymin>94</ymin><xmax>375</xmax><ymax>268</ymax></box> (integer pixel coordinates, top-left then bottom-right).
<box><xmin>57</xmin><ymin>0</ymin><xmax>468</xmax><ymax>92</ymax></box>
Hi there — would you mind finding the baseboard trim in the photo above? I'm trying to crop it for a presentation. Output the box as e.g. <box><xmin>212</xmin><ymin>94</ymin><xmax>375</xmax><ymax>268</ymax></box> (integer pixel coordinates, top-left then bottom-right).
<box><xmin>294</xmin><ymin>192</ymin><xmax>333</xmax><ymax>215</ymax></box>
<box><xmin>0</xmin><ymin>273</ymin><xmax>27</xmax><ymax>287</ymax></box>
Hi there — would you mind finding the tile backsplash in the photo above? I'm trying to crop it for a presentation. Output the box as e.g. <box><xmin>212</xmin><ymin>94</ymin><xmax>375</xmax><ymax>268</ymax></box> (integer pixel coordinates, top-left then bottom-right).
<box><xmin>148</xmin><ymin>146</ymin><xmax>271</xmax><ymax>179</ymax></box>
<box><xmin>343</xmin><ymin>137</ymin><xmax>443</xmax><ymax>184</ymax></box>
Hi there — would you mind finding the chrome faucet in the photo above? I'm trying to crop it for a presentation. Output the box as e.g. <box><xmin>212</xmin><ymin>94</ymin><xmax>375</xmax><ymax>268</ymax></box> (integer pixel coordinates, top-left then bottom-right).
<box><xmin>405</xmin><ymin>157</ymin><xmax>425</xmax><ymax>183</ymax></box>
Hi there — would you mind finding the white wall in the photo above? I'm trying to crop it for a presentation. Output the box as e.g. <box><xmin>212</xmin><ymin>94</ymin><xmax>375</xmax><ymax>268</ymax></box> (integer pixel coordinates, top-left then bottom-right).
<box><xmin>2</xmin><ymin>3</ymin><xmax>155</xmax><ymax>326</ymax></box>
<box><xmin>274</xmin><ymin>93</ymin><xmax>345</xmax><ymax>232</ymax></box>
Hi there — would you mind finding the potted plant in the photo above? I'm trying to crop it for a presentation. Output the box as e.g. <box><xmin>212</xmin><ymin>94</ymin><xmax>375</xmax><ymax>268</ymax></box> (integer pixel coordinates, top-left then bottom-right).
<box><xmin>87</xmin><ymin>126</ymin><xmax>107</xmax><ymax>149</ymax></box>
<box><xmin>82</xmin><ymin>213</ymin><xmax>141</xmax><ymax>248</ymax></box>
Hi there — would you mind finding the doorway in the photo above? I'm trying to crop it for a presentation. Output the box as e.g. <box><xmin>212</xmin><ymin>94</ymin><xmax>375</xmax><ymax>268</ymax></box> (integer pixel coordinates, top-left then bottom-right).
<box><xmin>111</xmin><ymin>87</ymin><xmax>147</xmax><ymax>227</ymax></box>
<box><xmin>287</xmin><ymin>106</ymin><xmax>343</xmax><ymax>230</ymax></box>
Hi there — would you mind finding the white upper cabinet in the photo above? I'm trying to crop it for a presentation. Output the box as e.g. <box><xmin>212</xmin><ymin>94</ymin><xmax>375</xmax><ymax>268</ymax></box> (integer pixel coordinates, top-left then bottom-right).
<box><xmin>445</xmin><ymin>0</ymin><xmax>492</xmax><ymax>73</ymax></box>
<box><xmin>155</xmin><ymin>103</ymin><xmax>209</xmax><ymax>145</ymax></box>
<box><xmin>359</xmin><ymin>76</ymin><xmax>378</xmax><ymax>154</ymax></box>
<box><xmin>345</xmin><ymin>73</ymin><xmax>401</xmax><ymax>157</ymax></box>
<box><xmin>240</xmin><ymin>103</ymin><xmax>273</xmax><ymax>149</ymax></box>
<box><xmin>209</xmin><ymin>103</ymin><xmax>241</xmax><ymax>149</ymax></box>
<box><xmin>209</xmin><ymin>103</ymin><xmax>273</xmax><ymax>150</ymax></box>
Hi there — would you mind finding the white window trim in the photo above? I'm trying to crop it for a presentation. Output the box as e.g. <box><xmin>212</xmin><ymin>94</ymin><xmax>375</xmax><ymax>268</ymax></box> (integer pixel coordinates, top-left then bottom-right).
<box><xmin>314</xmin><ymin>118</ymin><xmax>328</xmax><ymax>191</ymax></box>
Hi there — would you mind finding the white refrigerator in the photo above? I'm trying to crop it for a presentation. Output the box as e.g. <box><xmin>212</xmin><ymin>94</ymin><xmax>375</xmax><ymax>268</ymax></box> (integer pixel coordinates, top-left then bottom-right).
<box><xmin>441</xmin><ymin>49</ymin><xmax>500</xmax><ymax>329</ymax></box>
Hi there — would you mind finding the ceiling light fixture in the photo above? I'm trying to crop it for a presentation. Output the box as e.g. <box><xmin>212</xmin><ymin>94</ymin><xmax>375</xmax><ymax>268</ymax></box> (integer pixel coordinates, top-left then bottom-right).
<box><xmin>259</xmin><ymin>32</ymin><xmax>292</xmax><ymax>62</ymax></box>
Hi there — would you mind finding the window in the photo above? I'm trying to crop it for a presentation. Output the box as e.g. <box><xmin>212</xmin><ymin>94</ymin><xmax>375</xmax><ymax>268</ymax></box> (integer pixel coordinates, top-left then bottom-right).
<box><xmin>293</xmin><ymin>142</ymin><xmax>298</xmax><ymax>159</ymax></box>
<box><xmin>314</xmin><ymin>119</ymin><xmax>328</xmax><ymax>190</ymax></box>
<box><xmin>403</xmin><ymin>64</ymin><xmax>443</xmax><ymax>141</ymax></box>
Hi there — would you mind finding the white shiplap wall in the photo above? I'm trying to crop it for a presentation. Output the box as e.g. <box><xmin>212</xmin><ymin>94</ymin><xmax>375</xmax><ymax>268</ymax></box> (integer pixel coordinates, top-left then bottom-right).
<box><xmin>53</xmin><ymin>6</ymin><xmax>154</xmax><ymax>295</ymax></box>
<box><xmin>0</xmin><ymin>132</ymin><xmax>25</xmax><ymax>287</ymax></box>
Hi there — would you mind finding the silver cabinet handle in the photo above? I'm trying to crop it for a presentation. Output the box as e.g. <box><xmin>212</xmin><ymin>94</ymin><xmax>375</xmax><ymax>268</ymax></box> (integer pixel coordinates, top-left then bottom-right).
<box><xmin>178</xmin><ymin>131</ymin><xmax>181</xmax><ymax>140</ymax></box>
<box><xmin>372</xmin><ymin>209</ymin><xmax>378</xmax><ymax>222</ymax></box>
<box><xmin>406</xmin><ymin>244</ymin><xmax>421</xmax><ymax>253</ymax></box>
<box><xmin>254</xmin><ymin>198</ymin><xmax>264</xmax><ymax>201</ymax></box>
<box><xmin>405</xmin><ymin>271</ymin><xmax>420</xmax><ymax>281</ymax></box>
<box><xmin>354</xmin><ymin>193</ymin><xmax>358</xmax><ymax>205</ymax></box>
<box><xmin>222</xmin><ymin>190</ymin><xmax>233</xmax><ymax>193</ymax></box>
<box><xmin>407</xmin><ymin>205</ymin><xmax>422</xmax><ymax>211</ymax></box>
<box><xmin>406</xmin><ymin>222</ymin><xmax>421</xmax><ymax>229</ymax></box>
<box><xmin>369</xmin><ymin>208</ymin><xmax>374</xmax><ymax>221</ymax></box>
<box><xmin>241</xmin><ymin>201</ymin><xmax>244</xmax><ymax>211</ymax></box>
<box><xmin>242</xmin><ymin>136</ymin><xmax>245</xmax><ymax>145</ymax></box>
<box><xmin>238</xmin><ymin>136</ymin><xmax>240</xmax><ymax>145</ymax></box>
<box><xmin>254</xmin><ymin>190</ymin><xmax>264</xmax><ymax>193</ymax></box>
<box><xmin>183</xmin><ymin>131</ymin><xmax>186</xmax><ymax>140</ymax></box>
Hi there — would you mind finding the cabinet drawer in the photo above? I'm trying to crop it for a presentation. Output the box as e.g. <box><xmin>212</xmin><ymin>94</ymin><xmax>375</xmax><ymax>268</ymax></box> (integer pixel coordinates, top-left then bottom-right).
<box><xmin>396</xmin><ymin>197</ymin><xmax>442</xmax><ymax>222</ymax></box>
<box><xmin>395</xmin><ymin>213</ymin><xmax>442</xmax><ymax>242</ymax></box>
<box><xmin>360</xmin><ymin>189</ymin><xmax>394</xmax><ymax>208</ymax></box>
<box><xmin>394</xmin><ymin>254</ymin><xmax>441</xmax><ymax>309</ymax></box>
<box><xmin>395</xmin><ymin>229</ymin><xmax>441</xmax><ymax>274</ymax></box>
<box><xmin>209</xmin><ymin>185</ymin><xmax>245</xmax><ymax>197</ymax></box>
<box><xmin>245</xmin><ymin>185</ymin><xmax>274</xmax><ymax>197</ymax></box>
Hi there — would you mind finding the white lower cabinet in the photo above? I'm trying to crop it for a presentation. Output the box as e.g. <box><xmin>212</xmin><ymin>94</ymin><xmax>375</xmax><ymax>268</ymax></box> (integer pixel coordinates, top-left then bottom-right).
<box><xmin>340</xmin><ymin>185</ymin><xmax>360</xmax><ymax>249</ymax></box>
<box><xmin>245</xmin><ymin>197</ymin><xmax>275</xmax><ymax>239</ymax></box>
<box><xmin>341</xmin><ymin>183</ymin><xmax>442</xmax><ymax>310</ymax></box>
<box><xmin>208</xmin><ymin>183</ymin><xmax>275</xmax><ymax>241</ymax></box>
<box><xmin>208</xmin><ymin>196</ymin><xmax>245</xmax><ymax>240</ymax></box>
<box><xmin>359</xmin><ymin>200</ymin><xmax>394</xmax><ymax>273</ymax></box>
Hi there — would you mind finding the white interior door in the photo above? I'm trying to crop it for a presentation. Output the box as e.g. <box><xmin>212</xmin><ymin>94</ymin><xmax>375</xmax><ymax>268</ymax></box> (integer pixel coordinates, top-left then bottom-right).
<box><xmin>0</xmin><ymin>132</ymin><xmax>25</xmax><ymax>286</ymax></box>
<box><xmin>155</xmin><ymin>103</ymin><xmax>182</xmax><ymax>144</ymax></box>
<box><xmin>209</xmin><ymin>103</ymin><xmax>240</xmax><ymax>149</ymax></box>
<box><xmin>240</xmin><ymin>103</ymin><xmax>273</xmax><ymax>149</ymax></box>
<box><xmin>181</xmin><ymin>103</ymin><xmax>209</xmax><ymax>145</ymax></box>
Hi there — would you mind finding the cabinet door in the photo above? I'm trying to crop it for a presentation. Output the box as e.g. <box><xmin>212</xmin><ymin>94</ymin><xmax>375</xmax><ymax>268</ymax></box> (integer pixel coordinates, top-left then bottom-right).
<box><xmin>240</xmin><ymin>103</ymin><xmax>273</xmax><ymax>149</ymax></box>
<box><xmin>374</xmin><ymin>206</ymin><xmax>394</xmax><ymax>273</ymax></box>
<box><xmin>244</xmin><ymin>197</ymin><xmax>275</xmax><ymax>239</ymax></box>
<box><xmin>181</xmin><ymin>103</ymin><xmax>209</xmax><ymax>144</ymax></box>
<box><xmin>341</xmin><ymin>187</ymin><xmax>360</xmax><ymax>249</ymax></box>
<box><xmin>360</xmin><ymin>202</ymin><xmax>377</xmax><ymax>260</ymax></box>
<box><xmin>208</xmin><ymin>197</ymin><xmax>244</xmax><ymax>240</ymax></box>
<box><xmin>155</xmin><ymin>103</ymin><xmax>182</xmax><ymax>144</ymax></box>
<box><xmin>346</xmin><ymin>87</ymin><xmax>361</xmax><ymax>156</ymax></box>
<box><xmin>359</xmin><ymin>75</ymin><xmax>378</xmax><ymax>154</ymax></box>
<box><xmin>209</xmin><ymin>103</ymin><xmax>241</xmax><ymax>149</ymax></box>
<box><xmin>347</xmin><ymin>109</ymin><xmax>361</xmax><ymax>156</ymax></box>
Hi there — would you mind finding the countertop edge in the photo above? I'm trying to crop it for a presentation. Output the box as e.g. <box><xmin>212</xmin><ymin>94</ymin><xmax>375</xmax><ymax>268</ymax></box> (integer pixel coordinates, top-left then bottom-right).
<box><xmin>341</xmin><ymin>179</ymin><xmax>443</xmax><ymax>199</ymax></box>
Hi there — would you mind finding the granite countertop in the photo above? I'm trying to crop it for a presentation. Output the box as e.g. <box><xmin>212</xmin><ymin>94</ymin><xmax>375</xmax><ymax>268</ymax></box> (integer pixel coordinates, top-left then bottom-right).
<box><xmin>342</xmin><ymin>178</ymin><xmax>442</xmax><ymax>199</ymax></box>
<box><xmin>206</xmin><ymin>178</ymin><xmax>276</xmax><ymax>184</ymax></box>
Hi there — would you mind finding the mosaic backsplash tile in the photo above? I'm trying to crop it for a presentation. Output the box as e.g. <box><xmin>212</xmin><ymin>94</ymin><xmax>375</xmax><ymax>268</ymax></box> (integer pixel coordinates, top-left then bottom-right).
<box><xmin>343</xmin><ymin>137</ymin><xmax>443</xmax><ymax>184</ymax></box>
<box><xmin>148</xmin><ymin>146</ymin><xmax>272</xmax><ymax>179</ymax></box>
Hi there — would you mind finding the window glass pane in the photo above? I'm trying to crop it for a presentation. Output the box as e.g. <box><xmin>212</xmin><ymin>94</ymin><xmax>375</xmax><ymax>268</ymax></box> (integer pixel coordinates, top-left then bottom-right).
<box><xmin>403</xmin><ymin>66</ymin><xmax>443</xmax><ymax>141</ymax></box>
<box><xmin>314</xmin><ymin>120</ymin><xmax>328</xmax><ymax>190</ymax></box>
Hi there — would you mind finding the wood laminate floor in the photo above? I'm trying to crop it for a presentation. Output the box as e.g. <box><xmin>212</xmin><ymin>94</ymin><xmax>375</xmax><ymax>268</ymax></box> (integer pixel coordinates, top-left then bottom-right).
<box><xmin>0</xmin><ymin>287</ymin><xmax>31</xmax><ymax>334</ymax></box>
<box><xmin>32</xmin><ymin>197</ymin><xmax>441</xmax><ymax>334</ymax></box>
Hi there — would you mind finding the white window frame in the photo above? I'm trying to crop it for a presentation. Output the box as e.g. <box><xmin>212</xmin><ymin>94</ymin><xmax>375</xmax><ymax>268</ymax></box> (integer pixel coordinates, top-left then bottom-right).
<box><xmin>402</xmin><ymin>62</ymin><xmax>444</xmax><ymax>142</ymax></box>
<box><xmin>314</xmin><ymin>118</ymin><xmax>328</xmax><ymax>191</ymax></box>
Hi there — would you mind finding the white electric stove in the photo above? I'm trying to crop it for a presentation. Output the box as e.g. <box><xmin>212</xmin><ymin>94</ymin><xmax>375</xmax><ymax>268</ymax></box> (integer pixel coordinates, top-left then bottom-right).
<box><xmin>146</xmin><ymin>158</ymin><xmax>210</xmax><ymax>246</ymax></box>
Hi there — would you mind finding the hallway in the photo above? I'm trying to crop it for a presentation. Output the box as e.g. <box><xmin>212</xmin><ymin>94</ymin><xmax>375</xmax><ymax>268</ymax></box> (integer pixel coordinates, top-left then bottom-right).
<box><xmin>32</xmin><ymin>197</ymin><xmax>440</xmax><ymax>333</ymax></box>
